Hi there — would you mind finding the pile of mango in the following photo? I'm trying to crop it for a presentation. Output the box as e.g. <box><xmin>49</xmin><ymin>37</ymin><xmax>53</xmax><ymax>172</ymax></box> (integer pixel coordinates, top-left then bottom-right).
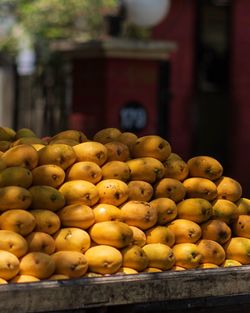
<box><xmin>0</xmin><ymin>125</ymin><xmax>249</xmax><ymax>284</ymax></box>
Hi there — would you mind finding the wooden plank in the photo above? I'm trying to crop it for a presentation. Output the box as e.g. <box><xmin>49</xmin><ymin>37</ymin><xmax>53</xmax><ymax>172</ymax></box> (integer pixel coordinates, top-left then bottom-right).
<box><xmin>1</xmin><ymin>266</ymin><xmax>250</xmax><ymax>313</ymax></box>
<box><xmin>50</xmin><ymin>39</ymin><xmax>177</xmax><ymax>61</ymax></box>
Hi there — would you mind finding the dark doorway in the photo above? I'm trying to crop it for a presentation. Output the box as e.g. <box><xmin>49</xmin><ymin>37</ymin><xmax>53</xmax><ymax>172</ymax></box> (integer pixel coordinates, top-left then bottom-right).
<box><xmin>193</xmin><ymin>0</ymin><xmax>231</xmax><ymax>171</ymax></box>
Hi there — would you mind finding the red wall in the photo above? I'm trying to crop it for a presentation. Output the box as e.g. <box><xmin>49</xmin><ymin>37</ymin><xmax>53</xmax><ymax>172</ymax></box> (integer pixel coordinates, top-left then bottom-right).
<box><xmin>152</xmin><ymin>0</ymin><xmax>197</xmax><ymax>160</ymax></box>
<box><xmin>70</xmin><ymin>57</ymin><xmax>161</xmax><ymax>138</ymax></box>
<box><xmin>229</xmin><ymin>0</ymin><xmax>250</xmax><ymax>196</ymax></box>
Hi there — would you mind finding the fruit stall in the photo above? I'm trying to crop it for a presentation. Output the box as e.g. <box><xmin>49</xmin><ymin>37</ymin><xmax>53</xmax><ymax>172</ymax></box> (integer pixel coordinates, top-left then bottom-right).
<box><xmin>1</xmin><ymin>126</ymin><xmax>250</xmax><ymax>312</ymax></box>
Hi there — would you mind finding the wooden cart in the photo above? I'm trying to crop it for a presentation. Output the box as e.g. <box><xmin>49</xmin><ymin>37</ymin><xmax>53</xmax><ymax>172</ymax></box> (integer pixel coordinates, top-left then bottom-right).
<box><xmin>3</xmin><ymin>266</ymin><xmax>250</xmax><ymax>313</ymax></box>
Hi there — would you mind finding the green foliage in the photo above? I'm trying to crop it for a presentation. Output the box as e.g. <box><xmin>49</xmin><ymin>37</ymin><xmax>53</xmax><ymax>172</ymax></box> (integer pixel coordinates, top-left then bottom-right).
<box><xmin>0</xmin><ymin>0</ymin><xmax>118</xmax><ymax>58</ymax></box>
<box><xmin>18</xmin><ymin>0</ymin><xmax>118</xmax><ymax>42</ymax></box>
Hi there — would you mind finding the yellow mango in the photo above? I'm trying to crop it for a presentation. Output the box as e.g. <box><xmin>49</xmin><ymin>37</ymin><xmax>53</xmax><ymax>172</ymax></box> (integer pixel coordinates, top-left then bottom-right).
<box><xmin>1</xmin><ymin>144</ymin><xmax>38</xmax><ymax>170</ymax></box>
<box><xmin>0</xmin><ymin>186</ymin><xmax>32</xmax><ymax>211</ymax></box>
<box><xmin>38</xmin><ymin>144</ymin><xmax>76</xmax><ymax>170</ymax></box>
<box><xmin>59</xmin><ymin>180</ymin><xmax>99</xmax><ymax>207</ymax></box>
<box><xmin>31</xmin><ymin>164</ymin><xmax>65</xmax><ymax>188</ymax></box>
<box><xmin>89</xmin><ymin>221</ymin><xmax>133</xmax><ymax>249</ymax></box>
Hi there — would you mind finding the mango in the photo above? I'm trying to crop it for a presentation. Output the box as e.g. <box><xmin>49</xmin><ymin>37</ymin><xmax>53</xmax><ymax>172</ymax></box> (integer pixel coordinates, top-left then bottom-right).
<box><xmin>197</xmin><ymin>239</ymin><xmax>225</xmax><ymax>265</ymax></box>
<box><xmin>66</xmin><ymin>161</ymin><xmax>102</xmax><ymax>184</ymax></box>
<box><xmin>127</xmin><ymin>180</ymin><xmax>153</xmax><ymax>202</ymax></box>
<box><xmin>154</xmin><ymin>178</ymin><xmax>186</xmax><ymax>203</ymax></box>
<box><xmin>121</xmin><ymin>245</ymin><xmax>149</xmax><ymax>271</ymax></box>
<box><xmin>120</xmin><ymin>200</ymin><xmax>158</xmax><ymax>230</ymax></box>
<box><xmin>31</xmin><ymin>164</ymin><xmax>65</xmax><ymax>188</ymax></box>
<box><xmin>172</xmin><ymin>243</ymin><xmax>203</xmax><ymax>269</ymax></box>
<box><xmin>104</xmin><ymin>141</ymin><xmax>130</xmax><ymax>162</ymax></box>
<box><xmin>93</xmin><ymin>203</ymin><xmax>123</xmax><ymax>223</ymax></box>
<box><xmin>101</xmin><ymin>161</ymin><xmax>130</xmax><ymax>182</ymax></box>
<box><xmin>131</xmin><ymin>135</ymin><xmax>171</xmax><ymax>162</ymax></box>
<box><xmin>59</xmin><ymin>180</ymin><xmax>99</xmax><ymax>207</ymax></box>
<box><xmin>19</xmin><ymin>252</ymin><xmax>55</xmax><ymax>279</ymax></box>
<box><xmin>142</xmin><ymin>243</ymin><xmax>175</xmax><ymax>270</ymax></box>
<box><xmin>0</xmin><ymin>209</ymin><xmax>36</xmax><ymax>236</ymax></box>
<box><xmin>215</xmin><ymin>176</ymin><xmax>242</xmax><ymax>202</ymax></box>
<box><xmin>30</xmin><ymin>209</ymin><xmax>61</xmax><ymax>235</ymax></box>
<box><xmin>0</xmin><ymin>250</ymin><xmax>20</xmax><ymax>280</ymax></box>
<box><xmin>58</xmin><ymin>203</ymin><xmax>95</xmax><ymax>229</ymax></box>
<box><xmin>89</xmin><ymin>221</ymin><xmax>133</xmax><ymax>249</ymax></box>
<box><xmin>26</xmin><ymin>232</ymin><xmax>55</xmax><ymax>255</ymax></box>
<box><xmin>85</xmin><ymin>245</ymin><xmax>122</xmax><ymax>275</ymax></box>
<box><xmin>0</xmin><ymin>186</ymin><xmax>32</xmax><ymax>211</ymax></box>
<box><xmin>1</xmin><ymin>144</ymin><xmax>38</xmax><ymax>170</ymax></box>
<box><xmin>0</xmin><ymin>167</ymin><xmax>33</xmax><ymax>188</ymax></box>
<box><xmin>127</xmin><ymin>157</ymin><xmax>165</xmax><ymax>184</ymax></box>
<box><xmin>177</xmin><ymin>198</ymin><xmax>212</xmax><ymax>223</ymax></box>
<box><xmin>166</xmin><ymin>219</ymin><xmax>201</xmax><ymax>244</ymax></box>
<box><xmin>49</xmin><ymin>129</ymin><xmax>88</xmax><ymax>143</ymax></box>
<box><xmin>0</xmin><ymin>230</ymin><xmax>28</xmax><ymax>258</ymax></box>
<box><xmin>29</xmin><ymin>185</ymin><xmax>65</xmax><ymax>211</ymax></box>
<box><xmin>93</xmin><ymin>127</ymin><xmax>122</xmax><ymax>144</ymax></box>
<box><xmin>96</xmin><ymin>179</ymin><xmax>128</xmax><ymax>206</ymax></box>
<box><xmin>150</xmin><ymin>198</ymin><xmax>177</xmax><ymax>225</ymax></box>
<box><xmin>145</xmin><ymin>226</ymin><xmax>175</xmax><ymax>247</ymax></box>
<box><xmin>52</xmin><ymin>251</ymin><xmax>88</xmax><ymax>278</ymax></box>
<box><xmin>182</xmin><ymin>177</ymin><xmax>217</xmax><ymax>201</ymax></box>
<box><xmin>54</xmin><ymin>227</ymin><xmax>91</xmax><ymax>253</ymax></box>
<box><xmin>73</xmin><ymin>141</ymin><xmax>107</xmax><ymax>166</ymax></box>
<box><xmin>187</xmin><ymin>155</ymin><xmax>223</xmax><ymax>181</ymax></box>
<box><xmin>38</xmin><ymin>144</ymin><xmax>76</xmax><ymax>170</ymax></box>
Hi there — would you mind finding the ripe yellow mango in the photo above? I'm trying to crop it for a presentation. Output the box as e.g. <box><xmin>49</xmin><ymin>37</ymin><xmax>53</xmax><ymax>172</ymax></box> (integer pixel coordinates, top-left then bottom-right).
<box><xmin>0</xmin><ymin>230</ymin><xmax>28</xmax><ymax>258</ymax></box>
<box><xmin>127</xmin><ymin>180</ymin><xmax>153</xmax><ymax>202</ymax></box>
<box><xmin>1</xmin><ymin>144</ymin><xmax>38</xmax><ymax>170</ymax></box>
<box><xmin>120</xmin><ymin>200</ymin><xmax>158</xmax><ymax>230</ymax></box>
<box><xmin>38</xmin><ymin>144</ymin><xmax>76</xmax><ymax>170</ymax></box>
<box><xmin>96</xmin><ymin>179</ymin><xmax>128</xmax><ymax>206</ymax></box>
<box><xmin>0</xmin><ymin>250</ymin><xmax>20</xmax><ymax>280</ymax></box>
<box><xmin>31</xmin><ymin>164</ymin><xmax>65</xmax><ymax>188</ymax></box>
<box><xmin>121</xmin><ymin>245</ymin><xmax>149</xmax><ymax>271</ymax></box>
<box><xmin>26</xmin><ymin>232</ymin><xmax>56</xmax><ymax>255</ymax></box>
<box><xmin>177</xmin><ymin>198</ymin><xmax>212</xmax><ymax>224</ymax></box>
<box><xmin>59</xmin><ymin>180</ymin><xmax>99</xmax><ymax>207</ymax></box>
<box><xmin>142</xmin><ymin>243</ymin><xmax>175</xmax><ymax>270</ymax></box>
<box><xmin>0</xmin><ymin>186</ymin><xmax>32</xmax><ymax>211</ymax></box>
<box><xmin>101</xmin><ymin>161</ymin><xmax>130</xmax><ymax>182</ymax></box>
<box><xmin>89</xmin><ymin>221</ymin><xmax>133</xmax><ymax>249</ymax></box>
<box><xmin>54</xmin><ymin>227</ymin><xmax>91</xmax><ymax>253</ymax></box>
<box><xmin>30</xmin><ymin>209</ymin><xmax>61</xmax><ymax>235</ymax></box>
<box><xmin>127</xmin><ymin>157</ymin><xmax>165</xmax><ymax>184</ymax></box>
<box><xmin>187</xmin><ymin>155</ymin><xmax>223</xmax><ymax>181</ymax></box>
<box><xmin>66</xmin><ymin>161</ymin><xmax>102</xmax><ymax>184</ymax></box>
<box><xmin>0</xmin><ymin>209</ymin><xmax>36</xmax><ymax>236</ymax></box>
<box><xmin>19</xmin><ymin>252</ymin><xmax>55</xmax><ymax>279</ymax></box>
<box><xmin>150</xmin><ymin>198</ymin><xmax>177</xmax><ymax>225</ymax></box>
<box><xmin>85</xmin><ymin>245</ymin><xmax>122</xmax><ymax>275</ymax></box>
<box><xmin>166</xmin><ymin>219</ymin><xmax>201</xmax><ymax>244</ymax></box>
<box><xmin>154</xmin><ymin>178</ymin><xmax>186</xmax><ymax>203</ymax></box>
<box><xmin>73</xmin><ymin>141</ymin><xmax>108</xmax><ymax>166</ymax></box>
<box><xmin>93</xmin><ymin>127</ymin><xmax>122</xmax><ymax>144</ymax></box>
<box><xmin>58</xmin><ymin>203</ymin><xmax>95</xmax><ymax>229</ymax></box>
<box><xmin>52</xmin><ymin>251</ymin><xmax>88</xmax><ymax>278</ymax></box>
<box><xmin>131</xmin><ymin>135</ymin><xmax>171</xmax><ymax>162</ymax></box>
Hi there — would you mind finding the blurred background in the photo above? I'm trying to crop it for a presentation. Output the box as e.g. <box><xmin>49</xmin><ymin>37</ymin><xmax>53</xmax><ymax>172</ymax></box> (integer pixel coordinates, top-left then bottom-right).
<box><xmin>0</xmin><ymin>0</ymin><xmax>250</xmax><ymax>195</ymax></box>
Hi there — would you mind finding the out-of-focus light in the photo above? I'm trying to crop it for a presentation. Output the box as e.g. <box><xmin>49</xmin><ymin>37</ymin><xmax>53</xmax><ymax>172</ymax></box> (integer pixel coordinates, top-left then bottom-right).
<box><xmin>16</xmin><ymin>48</ymin><xmax>36</xmax><ymax>76</ymax></box>
<box><xmin>123</xmin><ymin>0</ymin><xmax>171</xmax><ymax>27</ymax></box>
